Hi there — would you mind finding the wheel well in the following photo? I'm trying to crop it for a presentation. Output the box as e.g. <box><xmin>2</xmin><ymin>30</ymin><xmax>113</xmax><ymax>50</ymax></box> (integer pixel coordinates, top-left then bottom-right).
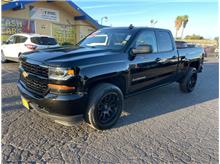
<box><xmin>189</xmin><ymin>61</ymin><xmax>200</xmax><ymax>70</ymax></box>
<box><xmin>86</xmin><ymin>76</ymin><xmax>127</xmax><ymax>95</ymax></box>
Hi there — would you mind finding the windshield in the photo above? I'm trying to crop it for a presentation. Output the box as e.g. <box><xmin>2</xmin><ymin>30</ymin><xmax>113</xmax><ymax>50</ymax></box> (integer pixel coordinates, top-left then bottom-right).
<box><xmin>79</xmin><ymin>29</ymin><xmax>132</xmax><ymax>50</ymax></box>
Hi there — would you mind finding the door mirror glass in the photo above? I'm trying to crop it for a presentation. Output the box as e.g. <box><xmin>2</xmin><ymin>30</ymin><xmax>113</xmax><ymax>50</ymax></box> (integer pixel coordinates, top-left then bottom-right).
<box><xmin>131</xmin><ymin>44</ymin><xmax>153</xmax><ymax>55</ymax></box>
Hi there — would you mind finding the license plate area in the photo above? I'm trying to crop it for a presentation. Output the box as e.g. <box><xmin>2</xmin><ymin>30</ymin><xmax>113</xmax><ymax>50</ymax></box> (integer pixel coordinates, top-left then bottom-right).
<box><xmin>21</xmin><ymin>97</ymin><xmax>30</xmax><ymax>110</ymax></box>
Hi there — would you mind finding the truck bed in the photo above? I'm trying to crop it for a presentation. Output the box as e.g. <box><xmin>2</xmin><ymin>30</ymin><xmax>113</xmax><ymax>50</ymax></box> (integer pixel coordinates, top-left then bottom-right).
<box><xmin>177</xmin><ymin>47</ymin><xmax>204</xmax><ymax>60</ymax></box>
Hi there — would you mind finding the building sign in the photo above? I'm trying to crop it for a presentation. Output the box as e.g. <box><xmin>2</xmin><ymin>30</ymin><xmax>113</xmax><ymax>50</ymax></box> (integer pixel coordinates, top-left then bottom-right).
<box><xmin>1</xmin><ymin>17</ymin><xmax>35</xmax><ymax>41</ymax></box>
<box><xmin>52</xmin><ymin>23</ymin><xmax>75</xmax><ymax>44</ymax></box>
<box><xmin>30</xmin><ymin>7</ymin><xmax>59</xmax><ymax>22</ymax></box>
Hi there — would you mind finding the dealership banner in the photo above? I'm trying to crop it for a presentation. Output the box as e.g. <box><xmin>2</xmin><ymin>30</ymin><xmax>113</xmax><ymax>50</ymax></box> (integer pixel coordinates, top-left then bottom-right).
<box><xmin>30</xmin><ymin>7</ymin><xmax>59</xmax><ymax>22</ymax></box>
<box><xmin>1</xmin><ymin>17</ymin><xmax>35</xmax><ymax>41</ymax></box>
<box><xmin>52</xmin><ymin>23</ymin><xmax>75</xmax><ymax>44</ymax></box>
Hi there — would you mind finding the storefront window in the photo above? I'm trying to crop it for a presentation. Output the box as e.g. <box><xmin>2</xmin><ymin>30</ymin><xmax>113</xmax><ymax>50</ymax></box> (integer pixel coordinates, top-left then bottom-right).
<box><xmin>52</xmin><ymin>23</ymin><xmax>75</xmax><ymax>45</ymax></box>
<box><xmin>1</xmin><ymin>17</ymin><xmax>35</xmax><ymax>41</ymax></box>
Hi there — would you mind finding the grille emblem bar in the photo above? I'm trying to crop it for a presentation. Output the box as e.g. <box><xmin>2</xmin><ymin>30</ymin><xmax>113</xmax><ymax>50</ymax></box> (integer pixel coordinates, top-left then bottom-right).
<box><xmin>22</xmin><ymin>71</ymin><xmax>29</xmax><ymax>78</ymax></box>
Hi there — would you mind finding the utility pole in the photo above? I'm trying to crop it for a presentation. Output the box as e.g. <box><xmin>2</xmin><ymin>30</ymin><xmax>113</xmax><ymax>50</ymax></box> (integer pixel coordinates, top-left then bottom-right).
<box><xmin>101</xmin><ymin>16</ymin><xmax>108</xmax><ymax>25</ymax></box>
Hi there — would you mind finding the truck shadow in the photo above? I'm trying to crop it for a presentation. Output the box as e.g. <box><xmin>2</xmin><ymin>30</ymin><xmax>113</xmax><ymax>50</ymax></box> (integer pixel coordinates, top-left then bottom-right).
<box><xmin>115</xmin><ymin>62</ymin><xmax>219</xmax><ymax>129</ymax></box>
<box><xmin>1</xmin><ymin>62</ymin><xmax>218</xmax><ymax>130</ymax></box>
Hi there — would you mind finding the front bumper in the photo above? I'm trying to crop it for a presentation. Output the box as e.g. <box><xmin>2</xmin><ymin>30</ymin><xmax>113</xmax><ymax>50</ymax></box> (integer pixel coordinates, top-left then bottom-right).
<box><xmin>17</xmin><ymin>81</ymin><xmax>87</xmax><ymax>123</ymax></box>
<box><xmin>31</xmin><ymin>103</ymin><xmax>83</xmax><ymax>126</ymax></box>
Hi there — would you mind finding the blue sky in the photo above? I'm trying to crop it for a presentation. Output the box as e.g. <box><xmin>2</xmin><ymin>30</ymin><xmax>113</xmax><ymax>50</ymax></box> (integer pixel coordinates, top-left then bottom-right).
<box><xmin>74</xmin><ymin>0</ymin><xmax>219</xmax><ymax>39</ymax></box>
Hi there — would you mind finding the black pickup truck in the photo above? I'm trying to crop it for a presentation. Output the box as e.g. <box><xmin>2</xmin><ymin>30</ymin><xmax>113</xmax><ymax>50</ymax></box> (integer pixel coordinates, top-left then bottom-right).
<box><xmin>18</xmin><ymin>27</ymin><xmax>204</xmax><ymax>130</ymax></box>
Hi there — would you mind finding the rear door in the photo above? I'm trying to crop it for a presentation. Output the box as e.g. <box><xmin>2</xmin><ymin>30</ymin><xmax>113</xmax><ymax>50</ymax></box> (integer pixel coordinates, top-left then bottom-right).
<box><xmin>128</xmin><ymin>30</ymin><xmax>178</xmax><ymax>93</ymax></box>
<box><xmin>154</xmin><ymin>30</ymin><xmax>179</xmax><ymax>83</ymax></box>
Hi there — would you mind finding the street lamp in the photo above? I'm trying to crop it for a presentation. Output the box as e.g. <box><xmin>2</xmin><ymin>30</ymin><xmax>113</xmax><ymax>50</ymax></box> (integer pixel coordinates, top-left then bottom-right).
<box><xmin>101</xmin><ymin>16</ymin><xmax>108</xmax><ymax>25</ymax></box>
<box><xmin>150</xmin><ymin>19</ymin><xmax>158</xmax><ymax>27</ymax></box>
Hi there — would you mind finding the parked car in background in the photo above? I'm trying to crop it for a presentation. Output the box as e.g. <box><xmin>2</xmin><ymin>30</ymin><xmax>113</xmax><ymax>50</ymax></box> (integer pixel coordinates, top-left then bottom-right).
<box><xmin>215</xmin><ymin>48</ymin><xmax>219</xmax><ymax>58</ymax></box>
<box><xmin>1</xmin><ymin>33</ymin><xmax>60</xmax><ymax>63</ymax></box>
<box><xmin>204</xmin><ymin>46</ymin><xmax>216</xmax><ymax>57</ymax></box>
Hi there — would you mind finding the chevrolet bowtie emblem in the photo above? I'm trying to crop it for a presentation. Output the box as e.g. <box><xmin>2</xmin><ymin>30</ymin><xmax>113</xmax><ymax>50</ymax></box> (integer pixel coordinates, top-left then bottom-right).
<box><xmin>22</xmin><ymin>71</ymin><xmax>29</xmax><ymax>78</ymax></box>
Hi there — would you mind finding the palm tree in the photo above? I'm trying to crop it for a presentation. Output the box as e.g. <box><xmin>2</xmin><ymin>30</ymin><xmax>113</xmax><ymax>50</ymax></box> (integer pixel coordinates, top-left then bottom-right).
<box><xmin>175</xmin><ymin>16</ymin><xmax>183</xmax><ymax>38</ymax></box>
<box><xmin>180</xmin><ymin>15</ymin><xmax>189</xmax><ymax>39</ymax></box>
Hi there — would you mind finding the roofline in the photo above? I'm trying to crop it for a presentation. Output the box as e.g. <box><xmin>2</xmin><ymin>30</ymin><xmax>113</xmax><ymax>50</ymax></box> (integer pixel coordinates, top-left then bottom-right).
<box><xmin>101</xmin><ymin>26</ymin><xmax>171</xmax><ymax>31</ymax></box>
<box><xmin>2</xmin><ymin>1</ymin><xmax>33</xmax><ymax>11</ymax></box>
<box><xmin>2</xmin><ymin>0</ymin><xmax>102</xmax><ymax>29</ymax></box>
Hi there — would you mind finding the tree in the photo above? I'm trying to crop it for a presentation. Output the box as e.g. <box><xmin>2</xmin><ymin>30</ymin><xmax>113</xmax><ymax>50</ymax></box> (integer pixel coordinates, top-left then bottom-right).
<box><xmin>175</xmin><ymin>16</ymin><xmax>183</xmax><ymax>38</ymax></box>
<box><xmin>180</xmin><ymin>15</ymin><xmax>189</xmax><ymax>39</ymax></box>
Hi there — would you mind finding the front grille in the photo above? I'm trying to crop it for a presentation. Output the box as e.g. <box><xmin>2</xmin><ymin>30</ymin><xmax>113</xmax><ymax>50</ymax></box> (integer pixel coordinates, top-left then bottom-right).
<box><xmin>21</xmin><ymin>61</ymin><xmax>48</xmax><ymax>77</ymax></box>
<box><xmin>21</xmin><ymin>61</ymin><xmax>49</xmax><ymax>95</ymax></box>
<box><xmin>21</xmin><ymin>75</ymin><xmax>48</xmax><ymax>95</ymax></box>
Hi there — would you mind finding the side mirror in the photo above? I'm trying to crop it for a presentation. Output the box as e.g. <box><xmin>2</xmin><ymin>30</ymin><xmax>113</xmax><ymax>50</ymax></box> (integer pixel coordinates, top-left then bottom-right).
<box><xmin>131</xmin><ymin>44</ymin><xmax>153</xmax><ymax>56</ymax></box>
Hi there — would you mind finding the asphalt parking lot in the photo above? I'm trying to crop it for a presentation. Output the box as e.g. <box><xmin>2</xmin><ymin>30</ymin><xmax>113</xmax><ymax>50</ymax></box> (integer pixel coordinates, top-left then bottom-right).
<box><xmin>1</xmin><ymin>58</ymin><xmax>219</xmax><ymax>163</ymax></box>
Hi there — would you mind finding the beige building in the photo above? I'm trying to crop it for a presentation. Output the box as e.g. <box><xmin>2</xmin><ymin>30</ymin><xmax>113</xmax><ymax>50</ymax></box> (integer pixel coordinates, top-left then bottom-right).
<box><xmin>2</xmin><ymin>0</ymin><xmax>101</xmax><ymax>45</ymax></box>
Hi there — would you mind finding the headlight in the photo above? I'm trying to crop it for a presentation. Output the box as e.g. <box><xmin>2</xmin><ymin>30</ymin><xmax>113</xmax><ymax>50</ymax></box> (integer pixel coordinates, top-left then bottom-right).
<box><xmin>49</xmin><ymin>67</ymin><xmax>75</xmax><ymax>80</ymax></box>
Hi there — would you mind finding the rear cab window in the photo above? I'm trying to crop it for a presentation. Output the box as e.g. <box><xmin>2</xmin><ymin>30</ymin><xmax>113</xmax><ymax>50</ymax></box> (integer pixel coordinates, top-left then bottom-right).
<box><xmin>156</xmin><ymin>31</ymin><xmax>174</xmax><ymax>52</ymax></box>
<box><xmin>31</xmin><ymin>37</ymin><xmax>57</xmax><ymax>45</ymax></box>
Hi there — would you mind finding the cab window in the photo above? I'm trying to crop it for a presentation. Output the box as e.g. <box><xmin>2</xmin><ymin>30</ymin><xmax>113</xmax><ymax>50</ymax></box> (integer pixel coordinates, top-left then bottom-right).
<box><xmin>135</xmin><ymin>31</ymin><xmax>157</xmax><ymax>53</ymax></box>
<box><xmin>157</xmin><ymin>31</ymin><xmax>173</xmax><ymax>52</ymax></box>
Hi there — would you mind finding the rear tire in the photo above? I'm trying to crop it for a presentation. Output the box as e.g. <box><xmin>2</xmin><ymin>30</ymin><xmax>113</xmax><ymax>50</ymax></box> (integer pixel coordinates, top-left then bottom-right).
<box><xmin>1</xmin><ymin>51</ymin><xmax>7</xmax><ymax>63</ymax></box>
<box><xmin>179</xmin><ymin>67</ymin><xmax>197</xmax><ymax>93</ymax></box>
<box><xmin>85</xmin><ymin>83</ymin><xmax>124</xmax><ymax>130</ymax></box>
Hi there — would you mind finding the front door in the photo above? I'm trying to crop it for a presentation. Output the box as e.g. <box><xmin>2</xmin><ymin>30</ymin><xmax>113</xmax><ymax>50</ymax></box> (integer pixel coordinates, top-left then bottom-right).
<box><xmin>128</xmin><ymin>30</ymin><xmax>178</xmax><ymax>93</ymax></box>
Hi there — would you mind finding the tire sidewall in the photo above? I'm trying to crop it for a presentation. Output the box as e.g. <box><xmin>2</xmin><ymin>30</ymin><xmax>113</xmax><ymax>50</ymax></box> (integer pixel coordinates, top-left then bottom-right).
<box><xmin>87</xmin><ymin>84</ymin><xmax>124</xmax><ymax>130</ymax></box>
<box><xmin>1</xmin><ymin>51</ymin><xmax>6</xmax><ymax>63</ymax></box>
<box><xmin>187</xmin><ymin>71</ymin><xmax>197</xmax><ymax>92</ymax></box>
<box><xmin>181</xmin><ymin>67</ymin><xmax>197</xmax><ymax>92</ymax></box>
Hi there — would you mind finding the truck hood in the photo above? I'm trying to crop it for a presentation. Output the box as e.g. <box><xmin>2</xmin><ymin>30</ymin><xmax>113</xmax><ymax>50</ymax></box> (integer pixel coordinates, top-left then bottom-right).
<box><xmin>21</xmin><ymin>46</ymin><xmax>126</xmax><ymax>67</ymax></box>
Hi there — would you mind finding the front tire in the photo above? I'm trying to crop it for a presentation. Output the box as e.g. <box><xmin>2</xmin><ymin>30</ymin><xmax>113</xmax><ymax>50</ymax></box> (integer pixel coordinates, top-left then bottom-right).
<box><xmin>179</xmin><ymin>67</ymin><xmax>197</xmax><ymax>93</ymax></box>
<box><xmin>1</xmin><ymin>51</ymin><xmax>7</xmax><ymax>63</ymax></box>
<box><xmin>85</xmin><ymin>83</ymin><xmax>124</xmax><ymax>130</ymax></box>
